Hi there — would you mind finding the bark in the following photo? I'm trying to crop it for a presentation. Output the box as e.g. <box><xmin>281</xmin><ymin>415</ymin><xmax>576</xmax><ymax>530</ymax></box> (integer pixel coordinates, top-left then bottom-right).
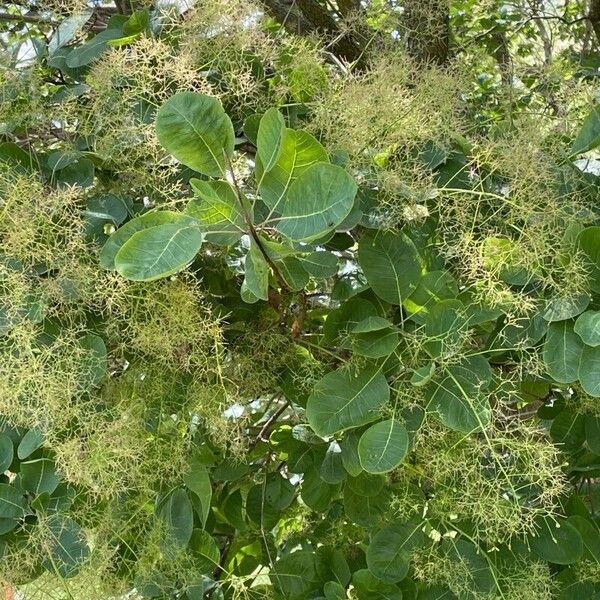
<box><xmin>403</xmin><ymin>0</ymin><xmax>450</xmax><ymax>65</ymax></box>
<box><xmin>589</xmin><ymin>0</ymin><xmax>600</xmax><ymax>47</ymax></box>
<box><xmin>259</xmin><ymin>0</ymin><xmax>367</xmax><ymax>65</ymax></box>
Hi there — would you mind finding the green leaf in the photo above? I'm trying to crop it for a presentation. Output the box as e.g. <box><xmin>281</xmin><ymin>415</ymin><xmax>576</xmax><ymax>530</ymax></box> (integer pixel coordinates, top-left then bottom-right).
<box><xmin>323</xmin><ymin>297</ymin><xmax>379</xmax><ymax>344</ymax></box>
<box><xmin>100</xmin><ymin>211</ymin><xmax>198</xmax><ymax>270</ymax></box>
<box><xmin>299</xmin><ymin>251</ymin><xmax>339</xmax><ymax>278</ymax></box>
<box><xmin>358</xmin><ymin>419</ymin><xmax>409</xmax><ymax>474</ymax></box>
<box><xmin>543</xmin><ymin>320</ymin><xmax>585</xmax><ymax>384</ymax></box>
<box><xmin>339</xmin><ymin>429</ymin><xmax>363</xmax><ymax>477</ymax></box>
<box><xmin>320</xmin><ymin>442</ymin><xmax>346</xmax><ymax>484</ymax></box>
<box><xmin>571</xmin><ymin>105</ymin><xmax>600</xmax><ymax>155</ymax></box>
<box><xmin>277</xmin><ymin>257</ymin><xmax>310</xmax><ymax>291</ymax></box>
<box><xmin>324</xmin><ymin>581</ymin><xmax>346</xmax><ymax>600</ymax></box>
<box><xmin>529</xmin><ymin>517</ymin><xmax>583</xmax><ymax>565</ymax></box>
<box><xmin>352</xmin><ymin>569</ymin><xmax>403</xmax><ymax>600</ymax></box>
<box><xmin>403</xmin><ymin>270</ymin><xmax>458</xmax><ymax>322</ymax></box>
<box><xmin>410</xmin><ymin>363</ymin><xmax>436</xmax><ymax>387</ymax></box>
<box><xmin>42</xmin><ymin>515</ymin><xmax>89</xmax><ymax>578</ymax></box>
<box><xmin>358</xmin><ymin>230</ymin><xmax>422</xmax><ymax>305</ymax></box>
<box><xmin>574</xmin><ymin>310</ymin><xmax>600</xmax><ymax>347</ymax></box>
<box><xmin>18</xmin><ymin>427</ymin><xmax>44</xmax><ymax>460</ymax></box>
<box><xmin>301</xmin><ymin>469</ymin><xmax>340</xmax><ymax>512</ymax></box>
<box><xmin>78</xmin><ymin>333</ymin><xmax>107</xmax><ymax>388</ymax></box>
<box><xmin>48</xmin><ymin>10</ymin><xmax>94</xmax><ymax>55</ymax></box>
<box><xmin>20</xmin><ymin>458</ymin><xmax>60</xmax><ymax>496</ymax></box>
<box><xmin>186</xmin><ymin>179</ymin><xmax>246</xmax><ymax>245</ymax></box>
<box><xmin>346</xmin><ymin>472</ymin><xmax>385</xmax><ymax>497</ymax></box>
<box><xmin>423</xmin><ymin>299</ymin><xmax>468</xmax><ymax>359</ymax></box>
<box><xmin>343</xmin><ymin>486</ymin><xmax>391</xmax><ymax>527</ymax></box>
<box><xmin>257</xmin><ymin>107</ymin><xmax>286</xmax><ymax>173</ymax></box>
<box><xmin>183</xmin><ymin>457</ymin><xmax>212</xmax><ymax>528</ymax></box>
<box><xmin>158</xmin><ymin>488</ymin><xmax>194</xmax><ymax>549</ymax></box>
<box><xmin>543</xmin><ymin>294</ymin><xmax>590</xmax><ymax>322</ymax></box>
<box><xmin>65</xmin><ymin>25</ymin><xmax>124</xmax><ymax>67</ymax></box>
<box><xmin>189</xmin><ymin>529</ymin><xmax>220</xmax><ymax>573</ymax></box>
<box><xmin>0</xmin><ymin>483</ymin><xmax>27</xmax><ymax>518</ymax></box>
<box><xmin>274</xmin><ymin>163</ymin><xmax>357</xmax><ymax>242</ymax></box>
<box><xmin>241</xmin><ymin>239</ymin><xmax>270</xmax><ymax>303</ymax></box>
<box><xmin>155</xmin><ymin>92</ymin><xmax>235</xmax><ymax>177</ymax></box>
<box><xmin>114</xmin><ymin>215</ymin><xmax>203</xmax><ymax>281</ymax></box>
<box><xmin>444</xmin><ymin>539</ymin><xmax>495</xmax><ymax>595</ymax></box>
<box><xmin>425</xmin><ymin>355</ymin><xmax>492</xmax><ymax>432</ymax></box>
<box><xmin>579</xmin><ymin>345</ymin><xmax>600</xmax><ymax>396</ymax></box>
<box><xmin>272</xmin><ymin>551</ymin><xmax>319</xmax><ymax>599</ymax></box>
<box><xmin>351</xmin><ymin>316</ymin><xmax>399</xmax><ymax>359</ymax></box>
<box><xmin>306</xmin><ymin>366</ymin><xmax>390</xmax><ymax>437</ymax></box>
<box><xmin>0</xmin><ymin>435</ymin><xmax>14</xmax><ymax>473</ymax></box>
<box><xmin>577</xmin><ymin>227</ymin><xmax>600</xmax><ymax>293</ymax></box>
<box><xmin>257</xmin><ymin>128</ymin><xmax>329</xmax><ymax>212</ymax></box>
<box><xmin>568</xmin><ymin>515</ymin><xmax>600</xmax><ymax>562</ymax></box>
<box><xmin>585</xmin><ymin>414</ymin><xmax>600</xmax><ymax>455</ymax></box>
<box><xmin>366</xmin><ymin>518</ymin><xmax>424</xmax><ymax>583</ymax></box>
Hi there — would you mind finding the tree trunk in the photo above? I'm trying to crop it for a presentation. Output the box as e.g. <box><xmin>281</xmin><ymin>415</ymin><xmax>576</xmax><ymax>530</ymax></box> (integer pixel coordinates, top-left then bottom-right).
<box><xmin>403</xmin><ymin>0</ymin><xmax>450</xmax><ymax>65</ymax></box>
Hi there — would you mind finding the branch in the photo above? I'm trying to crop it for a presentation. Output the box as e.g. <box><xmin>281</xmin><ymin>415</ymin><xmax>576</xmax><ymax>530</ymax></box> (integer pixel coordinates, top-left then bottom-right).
<box><xmin>0</xmin><ymin>11</ymin><xmax>57</xmax><ymax>25</ymax></box>
<box><xmin>590</xmin><ymin>0</ymin><xmax>600</xmax><ymax>48</ymax></box>
<box><xmin>249</xmin><ymin>400</ymin><xmax>290</xmax><ymax>450</ymax></box>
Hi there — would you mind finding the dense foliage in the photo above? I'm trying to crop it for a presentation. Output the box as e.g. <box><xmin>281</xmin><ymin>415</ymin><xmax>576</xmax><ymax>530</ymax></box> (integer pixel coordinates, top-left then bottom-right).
<box><xmin>1</xmin><ymin>0</ymin><xmax>600</xmax><ymax>598</ymax></box>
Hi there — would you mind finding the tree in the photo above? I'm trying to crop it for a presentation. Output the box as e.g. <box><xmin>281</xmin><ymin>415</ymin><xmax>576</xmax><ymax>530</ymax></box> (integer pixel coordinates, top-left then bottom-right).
<box><xmin>0</xmin><ymin>1</ymin><xmax>600</xmax><ymax>599</ymax></box>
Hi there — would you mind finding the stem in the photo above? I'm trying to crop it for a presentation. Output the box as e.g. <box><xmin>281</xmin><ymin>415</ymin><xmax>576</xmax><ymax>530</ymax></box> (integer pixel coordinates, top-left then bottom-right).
<box><xmin>0</xmin><ymin>11</ymin><xmax>57</xmax><ymax>25</ymax></box>
<box><xmin>249</xmin><ymin>400</ymin><xmax>290</xmax><ymax>450</ymax></box>
<box><xmin>224</xmin><ymin>154</ymin><xmax>289</xmax><ymax>292</ymax></box>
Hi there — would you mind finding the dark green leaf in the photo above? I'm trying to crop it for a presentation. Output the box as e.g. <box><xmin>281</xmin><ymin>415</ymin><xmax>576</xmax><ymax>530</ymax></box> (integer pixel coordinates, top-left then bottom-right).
<box><xmin>425</xmin><ymin>355</ymin><xmax>492</xmax><ymax>432</ymax></box>
<box><xmin>306</xmin><ymin>366</ymin><xmax>390</xmax><ymax>437</ymax></box>
<box><xmin>366</xmin><ymin>518</ymin><xmax>424</xmax><ymax>583</ymax></box>
<box><xmin>42</xmin><ymin>516</ymin><xmax>89</xmax><ymax>578</ymax></box>
<box><xmin>543</xmin><ymin>320</ymin><xmax>585</xmax><ymax>384</ymax></box>
<box><xmin>358</xmin><ymin>230</ymin><xmax>422</xmax><ymax>305</ymax></box>
<box><xmin>529</xmin><ymin>517</ymin><xmax>583</xmax><ymax>565</ymax></box>
<box><xmin>358</xmin><ymin>419</ymin><xmax>409</xmax><ymax>474</ymax></box>
<box><xmin>20</xmin><ymin>458</ymin><xmax>60</xmax><ymax>496</ymax></box>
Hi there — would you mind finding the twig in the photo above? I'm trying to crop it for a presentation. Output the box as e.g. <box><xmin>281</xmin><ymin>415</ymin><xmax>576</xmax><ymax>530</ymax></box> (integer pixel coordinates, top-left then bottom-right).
<box><xmin>249</xmin><ymin>400</ymin><xmax>290</xmax><ymax>450</ymax></box>
<box><xmin>224</xmin><ymin>153</ymin><xmax>289</xmax><ymax>292</ymax></box>
<box><xmin>0</xmin><ymin>11</ymin><xmax>57</xmax><ymax>25</ymax></box>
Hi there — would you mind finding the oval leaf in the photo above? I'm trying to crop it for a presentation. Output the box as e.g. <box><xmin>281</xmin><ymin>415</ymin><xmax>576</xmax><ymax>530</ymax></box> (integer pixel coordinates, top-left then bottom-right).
<box><xmin>543</xmin><ymin>320</ymin><xmax>585</xmax><ymax>384</ymax></box>
<box><xmin>257</xmin><ymin>107</ymin><xmax>286</xmax><ymax>173</ymax></box>
<box><xmin>307</xmin><ymin>366</ymin><xmax>390</xmax><ymax>438</ymax></box>
<box><xmin>366</xmin><ymin>518</ymin><xmax>424</xmax><ymax>583</ymax></box>
<box><xmin>358</xmin><ymin>230</ymin><xmax>422</xmax><ymax>305</ymax></box>
<box><xmin>114</xmin><ymin>215</ymin><xmax>203</xmax><ymax>281</ymax></box>
<box><xmin>275</xmin><ymin>163</ymin><xmax>357</xmax><ymax>242</ymax></box>
<box><xmin>156</xmin><ymin>92</ymin><xmax>235</xmax><ymax>177</ymax></box>
<box><xmin>358</xmin><ymin>419</ymin><xmax>409</xmax><ymax>474</ymax></box>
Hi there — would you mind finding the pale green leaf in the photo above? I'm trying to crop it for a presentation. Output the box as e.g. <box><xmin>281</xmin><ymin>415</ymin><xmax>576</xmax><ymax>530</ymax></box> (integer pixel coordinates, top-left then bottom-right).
<box><xmin>274</xmin><ymin>163</ymin><xmax>357</xmax><ymax>242</ymax></box>
<box><xmin>574</xmin><ymin>310</ymin><xmax>600</xmax><ymax>347</ymax></box>
<box><xmin>257</xmin><ymin>107</ymin><xmax>286</xmax><ymax>173</ymax></box>
<box><xmin>186</xmin><ymin>179</ymin><xmax>246</xmax><ymax>245</ymax></box>
<box><xmin>156</xmin><ymin>92</ymin><xmax>235</xmax><ymax>177</ymax></box>
<box><xmin>257</xmin><ymin>128</ymin><xmax>328</xmax><ymax>212</ymax></box>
